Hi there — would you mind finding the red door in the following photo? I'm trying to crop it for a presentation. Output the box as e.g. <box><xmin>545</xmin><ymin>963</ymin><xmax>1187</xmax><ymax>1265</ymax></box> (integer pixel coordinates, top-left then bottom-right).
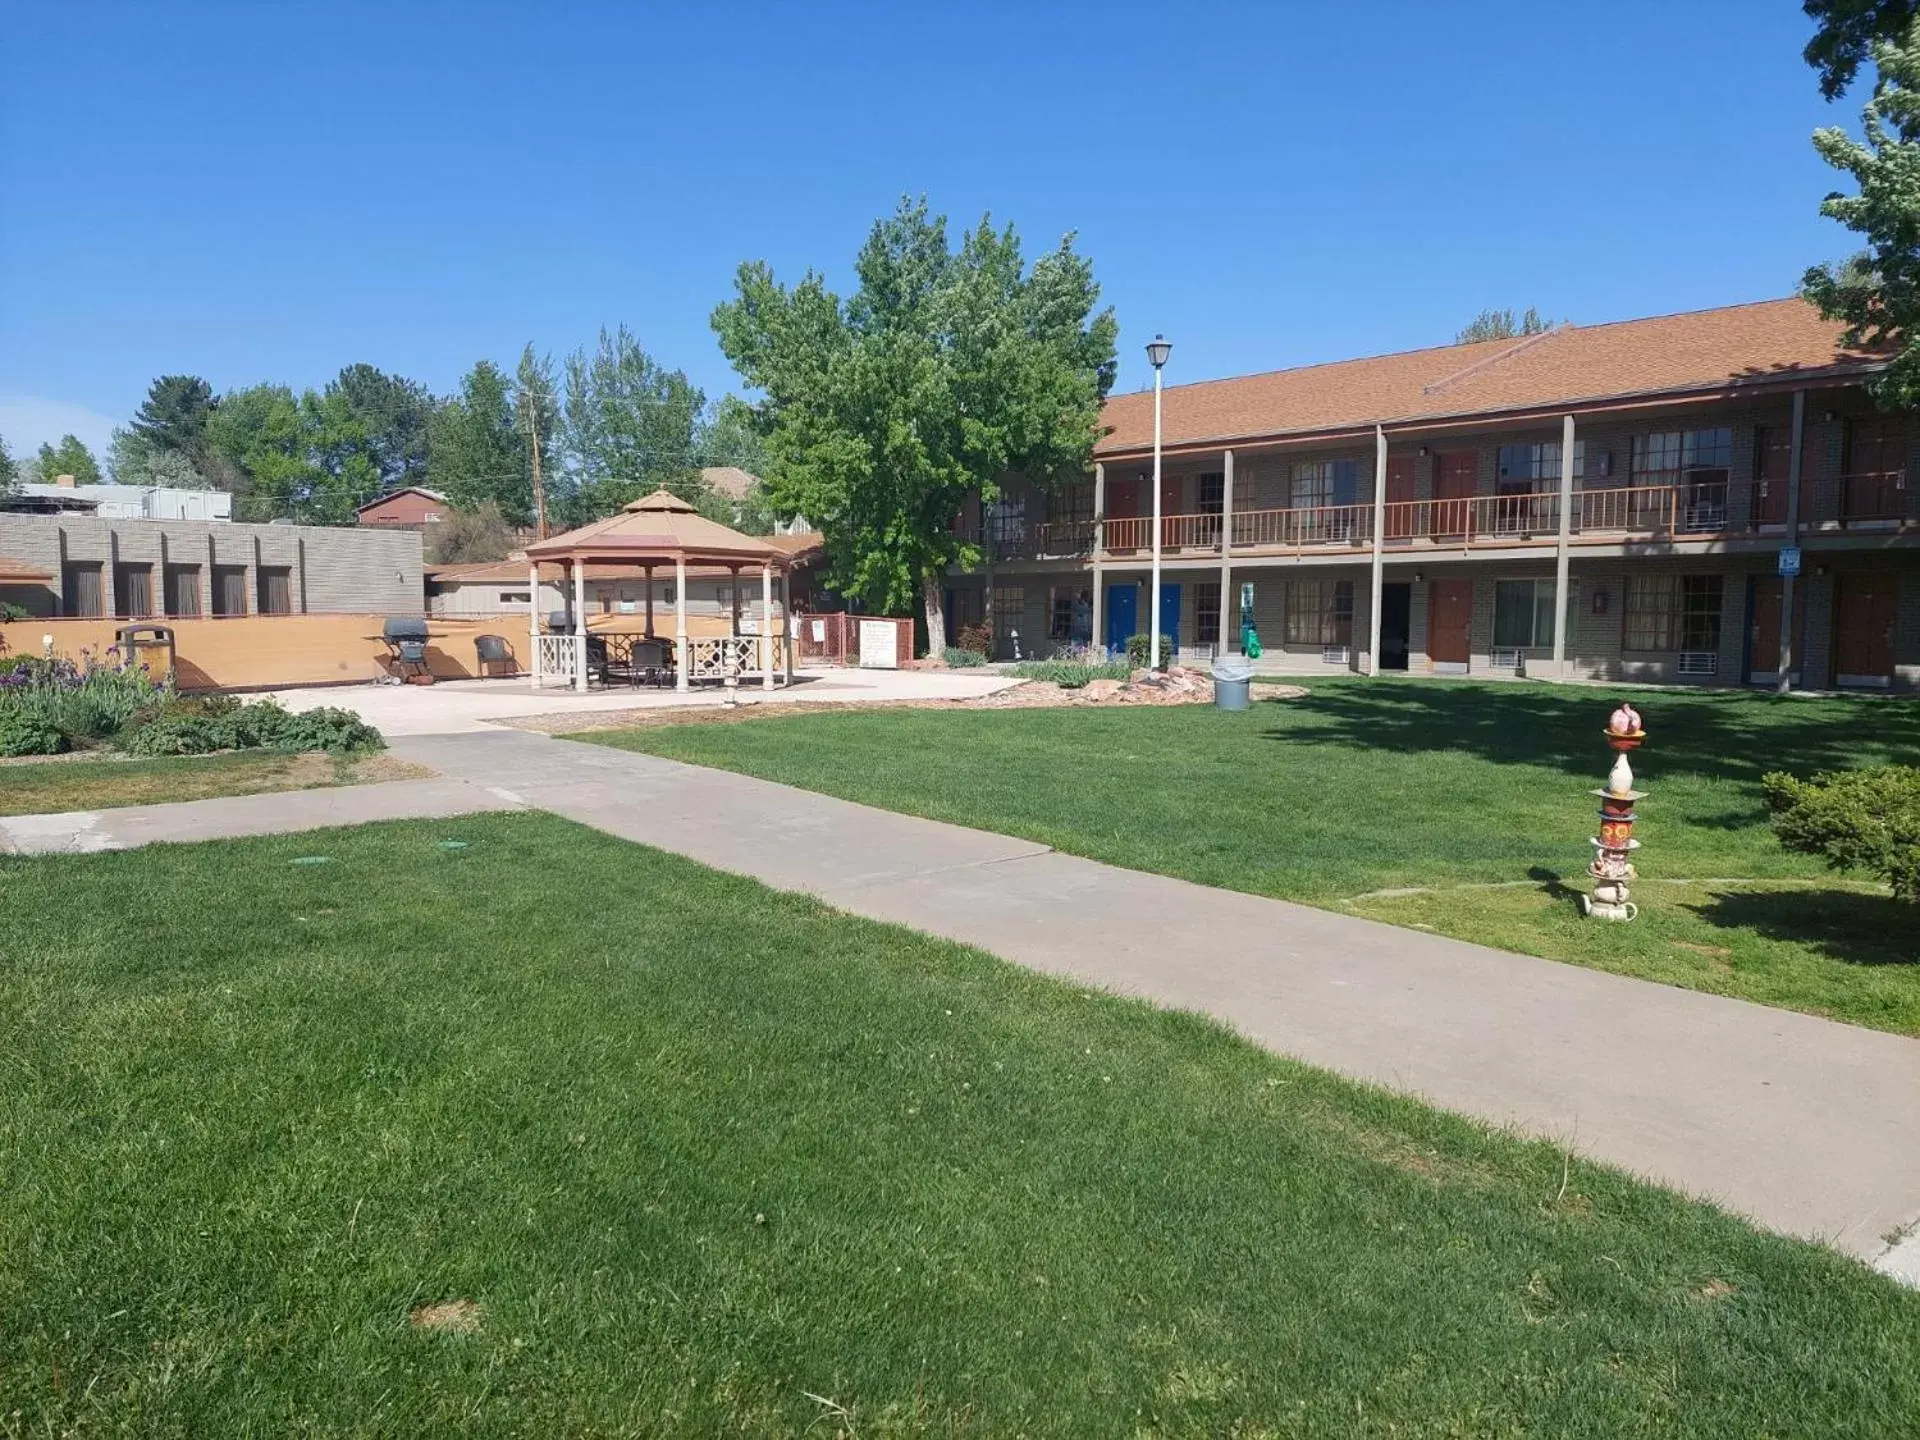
<box><xmin>1747</xmin><ymin>576</ymin><xmax>1806</xmax><ymax>681</ymax></box>
<box><xmin>1428</xmin><ymin>579</ymin><xmax>1473</xmax><ymax>665</ymax></box>
<box><xmin>1384</xmin><ymin>455</ymin><xmax>1418</xmax><ymax>540</ymax></box>
<box><xmin>1754</xmin><ymin>425</ymin><xmax>1818</xmax><ymax>526</ymax></box>
<box><xmin>1160</xmin><ymin>473</ymin><xmax>1183</xmax><ymax>547</ymax></box>
<box><xmin>1431</xmin><ymin>452</ymin><xmax>1478</xmax><ymax>538</ymax></box>
<box><xmin>1831</xmin><ymin>573</ymin><xmax>1898</xmax><ymax>684</ymax></box>
<box><xmin>1105</xmin><ymin>476</ymin><xmax>1141</xmax><ymax>551</ymax></box>
<box><xmin>1843</xmin><ymin>417</ymin><xmax>1908</xmax><ymax>521</ymax></box>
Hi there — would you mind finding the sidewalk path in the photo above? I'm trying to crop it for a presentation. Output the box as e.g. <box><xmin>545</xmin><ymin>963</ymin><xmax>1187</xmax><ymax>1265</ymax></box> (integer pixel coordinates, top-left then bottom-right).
<box><xmin>7</xmin><ymin>723</ymin><xmax>1919</xmax><ymax>1277</ymax></box>
<box><xmin>0</xmin><ymin>777</ymin><xmax>520</xmax><ymax>855</ymax></box>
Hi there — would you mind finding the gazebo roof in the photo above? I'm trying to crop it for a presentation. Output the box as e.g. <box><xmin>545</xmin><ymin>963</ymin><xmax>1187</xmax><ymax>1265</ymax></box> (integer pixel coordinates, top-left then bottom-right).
<box><xmin>523</xmin><ymin>489</ymin><xmax>789</xmax><ymax>567</ymax></box>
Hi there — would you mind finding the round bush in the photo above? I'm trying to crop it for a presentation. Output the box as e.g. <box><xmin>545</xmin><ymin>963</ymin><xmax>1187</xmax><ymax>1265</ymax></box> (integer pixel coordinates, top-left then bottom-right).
<box><xmin>0</xmin><ymin>714</ymin><xmax>65</xmax><ymax>757</ymax></box>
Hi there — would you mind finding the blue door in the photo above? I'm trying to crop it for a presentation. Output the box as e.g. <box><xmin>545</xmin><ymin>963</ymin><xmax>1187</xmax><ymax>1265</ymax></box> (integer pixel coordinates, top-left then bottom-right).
<box><xmin>1158</xmin><ymin>583</ymin><xmax>1182</xmax><ymax>657</ymax></box>
<box><xmin>1105</xmin><ymin>582</ymin><xmax>1136</xmax><ymax>655</ymax></box>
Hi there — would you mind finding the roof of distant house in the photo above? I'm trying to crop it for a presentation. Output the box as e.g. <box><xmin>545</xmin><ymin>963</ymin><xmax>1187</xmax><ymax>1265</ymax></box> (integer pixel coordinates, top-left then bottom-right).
<box><xmin>355</xmin><ymin>486</ymin><xmax>448</xmax><ymax>513</ymax></box>
<box><xmin>1095</xmin><ymin>297</ymin><xmax>1884</xmax><ymax>458</ymax></box>
<box><xmin>699</xmin><ymin>466</ymin><xmax>759</xmax><ymax>500</ymax></box>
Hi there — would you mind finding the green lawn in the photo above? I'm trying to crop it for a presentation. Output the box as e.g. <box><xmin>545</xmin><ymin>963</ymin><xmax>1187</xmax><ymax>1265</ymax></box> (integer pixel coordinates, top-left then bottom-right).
<box><xmin>580</xmin><ymin>679</ymin><xmax>1920</xmax><ymax>1034</ymax></box>
<box><xmin>2</xmin><ymin>812</ymin><xmax>1916</xmax><ymax>1435</ymax></box>
<box><xmin>0</xmin><ymin>749</ymin><xmax>421</xmax><ymax>817</ymax></box>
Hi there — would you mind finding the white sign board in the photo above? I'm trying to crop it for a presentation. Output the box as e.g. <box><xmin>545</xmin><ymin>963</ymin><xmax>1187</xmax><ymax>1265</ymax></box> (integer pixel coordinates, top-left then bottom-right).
<box><xmin>858</xmin><ymin>619</ymin><xmax>899</xmax><ymax>669</ymax></box>
<box><xmin>811</xmin><ymin>619</ymin><xmax>826</xmax><ymax>643</ymax></box>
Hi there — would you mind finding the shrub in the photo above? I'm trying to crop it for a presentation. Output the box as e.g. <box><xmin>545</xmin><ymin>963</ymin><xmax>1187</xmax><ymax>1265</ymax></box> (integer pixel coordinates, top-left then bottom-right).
<box><xmin>0</xmin><ymin>712</ymin><xmax>64</xmax><ymax>757</ymax></box>
<box><xmin>942</xmin><ymin>646</ymin><xmax>988</xmax><ymax>669</ymax></box>
<box><xmin>953</xmin><ymin>623</ymin><xmax>992</xmax><ymax>656</ymax></box>
<box><xmin>1004</xmin><ymin>659</ymin><xmax>1132</xmax><ymax>689</ymax></box>
<box><xmin>0</xmin><ymin>652</ymin><xmax>164</xmax><ymax>747</ymax></box>
<box><xmin>1763</xmin><ymin>765</ymin><xmax>1920</xmax><ymax>903</ymax></box>
<box><xmin>1125</xmin><ymin>633</ymin><xmax>1177</xmax><ymax>671</ymax></box>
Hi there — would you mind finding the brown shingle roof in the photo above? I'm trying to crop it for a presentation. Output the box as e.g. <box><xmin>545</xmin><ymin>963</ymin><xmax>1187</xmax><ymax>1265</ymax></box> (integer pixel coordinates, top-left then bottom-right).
<box><xmin>524</xmin><ymin>489</ymin><xmax>789</xmax><ymax>566</ymax></box>
<box><xmin>1095</xmin><ymin>298</ymin><xmax>1883</xmax><ymax>457</ymax></box>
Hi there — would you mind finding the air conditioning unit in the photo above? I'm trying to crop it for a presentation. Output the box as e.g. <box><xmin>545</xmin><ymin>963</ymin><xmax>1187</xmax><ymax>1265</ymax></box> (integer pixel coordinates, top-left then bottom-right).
<box><xmin>1678</xmin><ymin>651</ymin><xmax>1718</xmax><ymax>676</ymax></box>
<box><xmin>1491</xmin><ymin>647</ymin><xmax>1524</xmax><ymax>670</ymax></box>
<box><xmin>1322</xmin><ymin>646</ymin><xmax>1350</xmax><ymax>665</ymax></box>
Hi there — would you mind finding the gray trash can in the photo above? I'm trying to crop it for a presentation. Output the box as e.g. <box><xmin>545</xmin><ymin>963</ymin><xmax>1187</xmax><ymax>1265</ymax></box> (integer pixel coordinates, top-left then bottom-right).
<box><xmin>1211</xmin><ymin>657</ymin><xmax>1255</xmax><ymax>711</ymax></box>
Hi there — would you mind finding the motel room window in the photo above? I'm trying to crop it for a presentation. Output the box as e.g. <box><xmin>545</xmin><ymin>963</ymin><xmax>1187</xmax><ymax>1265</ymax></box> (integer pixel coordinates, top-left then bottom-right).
<box><xmin>1048</xmin><ymin>585</ymin><xmax>1091</xmax><ymax>642</ymax></box>
<box><xmin>1492</xmin><ymin>579</ymin><xmax>1560</xmax><ymax>650</ymax></box>
<box><xmin>113</xmin><ymin>562</ymin><xmax>154</xmax><ymax>618</ymax></box>
<box><xmin>1623</xmin><ymin>574</ymin><xmax>1722</xmax><ymax>652</ymax></box>
<box><xmin>499</xmin><ymin>590</ymin><xmax>532</xmax><ymax>605</ymax></box>
<box><xmin>1495</xmin><ymin>441</ymin><xmax>1586</xmax><ymax>493</ymax></box>
<box><xmin>1281</xmin><ymin>579</ymin><xmax>1353</xmax><ymax>647</ymax></box>
<box><xmin>1631</xmin><ymin>428</ymin><xmax>1732</xmax><ymax>488</ymax></box>
<box><xmin>61</xmin><ymin>562</ymin><xmax>104</xmax><ymax>618</ymax></box>
<box><xmin>1196</xmin><ymin>473</ymin><xmax>1225</xmax><ymax>515</ymax></box>
<box><xmin>985</xmin><ymin>495</ymin><xmax>1027</xmax><ymax>552</ymax></box>
<box><xmin>256</xmin><ymin>566</ymin><xmax>294</xmax><ymax>616</ymax></box>
<box><xmin>1289</xmin><ymin>459</ymin><xmax>1360</xmax><ymax>509</ymax></box>
<box><xmin>1194</xmin><ymin>581</ymin><xmax>1222</xmax><ymax>646</ymax></box>
<box><xmin>164</xmin><ymin>564</ymin><xmax>201</xmax><ymax>618</ymax></box>
<box><xmin>1046</xmin><ymin>482</ymin><xmax>1094</xmax><ymax>525</ymax></box>
<box><xmin>989</xmin><ymin>584</ymin><xmax>1024</xmax><ymax>638</ymax></box>
<box><xmin>211</xmin><ymin>565</ymin><xmax>248</xmax><ymax>617</ymax></box>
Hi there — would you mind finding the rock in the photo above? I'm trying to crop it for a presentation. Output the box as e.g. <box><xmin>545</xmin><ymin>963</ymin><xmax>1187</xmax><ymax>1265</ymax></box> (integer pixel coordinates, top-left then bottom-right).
<box><xmin>1083</xmin><ymin>678</ymin><xmax>1123</xmax><ymax>700</ymax></box>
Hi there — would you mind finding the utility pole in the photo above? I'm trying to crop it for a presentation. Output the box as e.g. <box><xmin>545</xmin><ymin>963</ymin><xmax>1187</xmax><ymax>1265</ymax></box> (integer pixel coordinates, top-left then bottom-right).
<box><xmin>522</xmin><ymin>380</ymin><xmax>550</xmax><ymax>540</ymax></box>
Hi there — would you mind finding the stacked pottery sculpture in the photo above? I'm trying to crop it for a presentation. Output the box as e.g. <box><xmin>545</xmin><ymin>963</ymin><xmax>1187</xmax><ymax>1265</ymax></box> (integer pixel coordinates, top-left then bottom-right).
<box><xmin>1585</xmin><ymin>703</ymin><xmax>1645</xmax><ymax>922</ymax></box>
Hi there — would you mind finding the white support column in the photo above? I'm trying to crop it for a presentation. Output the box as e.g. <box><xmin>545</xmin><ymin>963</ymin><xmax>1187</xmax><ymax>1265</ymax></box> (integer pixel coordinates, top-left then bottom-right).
<box><xmin>782</xmin><ymin>572</ymin><xmax>794</xmax><ymax>683</ymax></box>
<box><xmin>1367</xmin><ymin>425</ymin><xmax>1387</xmax><ymax>677</ymax></box>
<box><xmin>674</xmin><ymin>555</ymin><xmax>690</xmax><ymax>692</ymax></box>
<box><xmin>1779</xmin><ymin>389</ymin><xmax>1807</xmax><ymax>693</ymax></box>
<box><xmin>572</xmin><ymin>559</ymin><xmax>589</xmax><ymax>692</ymax></box>
<box><xmin>1090</xmin><ymin>461</ymin><xmax>1107</xmax><ymax>656</ymax></box>
<box><xmin>761</xmin><ymin>562</ymin><xmax>775</xmax><ymax>691</ymax></box>
<box><xmin>1219</xmin><ymin>449</ymin><xmax>1235</xmax><ymax>656</ymax></box>
<box><xmin>1552</xmin><ymin>413</ymin><xmax>1575</xmax><ymax>678</ymax></box>
<box><xmin>527</xmin><ymin>560</ymin><xmax>540</xmax><ymax>689</ymax></box>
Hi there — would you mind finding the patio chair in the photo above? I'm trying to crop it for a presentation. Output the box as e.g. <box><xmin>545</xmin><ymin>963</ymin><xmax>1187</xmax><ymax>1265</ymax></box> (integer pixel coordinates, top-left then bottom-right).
<box><xmin>630</xmin><ymin>638</ymin><xmax>669</xmax><ymax>686</ymax></box>
<box><xmin>474</xmin><ymin>633</ymin><xmax>518</xmax><ymax>678</ymax></box>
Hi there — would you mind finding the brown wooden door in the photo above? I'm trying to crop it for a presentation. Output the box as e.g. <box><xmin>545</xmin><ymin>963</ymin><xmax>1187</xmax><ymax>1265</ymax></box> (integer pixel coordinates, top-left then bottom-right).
<box><xmin>1431</xmin><ymin>452</ymin><xmax>1477</xmax><ymax>537</ymax></box>
<box><xmin>1832</xmin><ymin>573</ymin><xmax>1898</xmax><ymax>682</ymax></box>
<box><xmin>1843</xmin><ymin>417</ymin><xmax>1908</xmax><ymax>520</ymax></box>
<box><xmin>1747</xmin><ymin>576</ymin><xmax>1807</xmax><ymax>680</ymax></box>
<box><xmin>1106</xmin><ymin>476</ymin><xmax>1140</xmax><ymax>517</ymax></box>
<box><xmin>1754</xmin><ymin>425</ymin><xmax>1817</xmax><ymax>525</ymax></box>
<box><xmin>1428</xmin><ymin>579</ymin><xmax>1473</xmax><ymax>665</ymax></box>
<box><xmin>1384</xmin><ymin>455</ymin><xmax>1418</xmax><ymax>539</ymax></box>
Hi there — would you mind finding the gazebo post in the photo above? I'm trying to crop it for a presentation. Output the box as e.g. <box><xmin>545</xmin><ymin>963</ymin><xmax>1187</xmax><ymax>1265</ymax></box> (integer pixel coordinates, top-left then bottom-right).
<box><xmin>761</xmin><ymin>562</ymin><xmax>775</xmax><ymax>691</ymax></box>
<box><xmin>572</xmin><ymin>559</ymin><xmax>588</xmax><ymax>693</ymax></box>
<box><xmin>644</xmin><ymin>564</ymin><xmax>655</xmax><ymax>638</ymax></box>
<box><xmin>782</xmin><ymin>571</ymin><xmax>794</xmax><ymax>684</ymax></box>
<box><xmin>675</xmin><ymin>554</ymin><xmax>690</xmax><ymax>693</ymax></box>
<box><xmin>528</xmin><ymin>558</ymin><xmax>540</xmax><ymax>690</ymax></box>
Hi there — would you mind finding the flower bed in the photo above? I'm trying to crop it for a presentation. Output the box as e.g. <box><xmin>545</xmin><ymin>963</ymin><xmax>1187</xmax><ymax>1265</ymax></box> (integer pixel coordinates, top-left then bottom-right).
<box><xmin>0</xmin><ymin>648</ymin><xmax>383</xmax><ymax>759</ymax></box>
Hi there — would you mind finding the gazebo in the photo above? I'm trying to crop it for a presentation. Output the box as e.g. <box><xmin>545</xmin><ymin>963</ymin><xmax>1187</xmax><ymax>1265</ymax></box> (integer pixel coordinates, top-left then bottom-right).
<box><xmin>521</xmin><ymin>489</ymin><xmax>796</xmax><ymax>694</ymax></box>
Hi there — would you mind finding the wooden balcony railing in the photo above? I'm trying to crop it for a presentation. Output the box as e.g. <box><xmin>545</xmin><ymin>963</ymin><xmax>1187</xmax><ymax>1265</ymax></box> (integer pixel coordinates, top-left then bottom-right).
<box><xmin>1091</xmin><ymin>478</ymin><xmax>1915</xmax><ymax>560</ymax></box>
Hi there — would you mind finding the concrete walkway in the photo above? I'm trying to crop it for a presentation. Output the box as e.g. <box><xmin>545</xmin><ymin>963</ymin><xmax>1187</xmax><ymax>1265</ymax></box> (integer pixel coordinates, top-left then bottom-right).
<box><xmin>6</xmin><ymin>722</ymin><xmax>1919</xmax><ymax>1278</ymax></box>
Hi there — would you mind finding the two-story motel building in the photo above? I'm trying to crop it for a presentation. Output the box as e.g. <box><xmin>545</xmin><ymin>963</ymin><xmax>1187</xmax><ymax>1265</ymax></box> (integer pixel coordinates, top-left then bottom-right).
<box><xmin>948</xmin><ymin>297</ymin><xmax>1919</xmax><ymax>691</ymax></box>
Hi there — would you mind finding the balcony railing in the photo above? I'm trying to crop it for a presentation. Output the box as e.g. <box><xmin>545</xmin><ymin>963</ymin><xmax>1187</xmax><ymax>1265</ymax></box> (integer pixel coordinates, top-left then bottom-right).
<box><xmin>1090</xmin><ymin>475</ymin><xmax>1917</xmax><ymax>561</ymax></box>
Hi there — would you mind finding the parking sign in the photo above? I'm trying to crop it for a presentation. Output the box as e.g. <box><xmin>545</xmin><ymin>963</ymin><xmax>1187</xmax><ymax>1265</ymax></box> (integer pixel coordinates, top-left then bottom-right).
<box><xmin>1778</xmin><ymin>546</ymin><xmax>1801</xmax><ymax>578</ymax></box>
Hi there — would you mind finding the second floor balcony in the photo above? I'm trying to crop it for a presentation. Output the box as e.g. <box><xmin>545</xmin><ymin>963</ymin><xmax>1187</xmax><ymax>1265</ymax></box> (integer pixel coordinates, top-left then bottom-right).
<box><xmin>1095</xmin><ymin>473</ymin><xmax>1915</xmax><ymax>560</ymax></box>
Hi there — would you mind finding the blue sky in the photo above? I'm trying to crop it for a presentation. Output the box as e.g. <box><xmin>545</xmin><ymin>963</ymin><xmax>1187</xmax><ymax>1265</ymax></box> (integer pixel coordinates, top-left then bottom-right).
<box><xmin>0</xmin><ymin>1</ymin><xmax>1859</xmax><ymax>461</ymax></box>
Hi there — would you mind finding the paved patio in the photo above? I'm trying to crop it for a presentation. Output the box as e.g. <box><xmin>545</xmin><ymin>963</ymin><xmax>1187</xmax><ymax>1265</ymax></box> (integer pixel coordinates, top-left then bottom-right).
<box><xmin>267</xmin><ymin>666</ymin><xmax>1022</xmax><ymax>735</ymax></box>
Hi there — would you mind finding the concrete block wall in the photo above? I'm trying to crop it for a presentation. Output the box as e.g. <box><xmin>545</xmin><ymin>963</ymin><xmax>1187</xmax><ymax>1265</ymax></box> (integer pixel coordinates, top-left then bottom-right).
<box><xmin>0</xmin><ymin>514</ymin><xmax>423</xmax><ymax>618</ymax></box>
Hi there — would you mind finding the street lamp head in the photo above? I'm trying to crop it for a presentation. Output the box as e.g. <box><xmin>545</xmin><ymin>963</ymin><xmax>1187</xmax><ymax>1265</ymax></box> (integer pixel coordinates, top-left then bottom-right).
<box><xmin>1145</xmin><ymin>334</ymin><xmax>1172</xmax><ymax>370</ymax></box>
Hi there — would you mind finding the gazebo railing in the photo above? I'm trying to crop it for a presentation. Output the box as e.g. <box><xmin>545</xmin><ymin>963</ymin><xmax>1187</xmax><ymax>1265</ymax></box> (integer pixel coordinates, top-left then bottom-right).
<box><xmin>687</xmin><ymin>635</ymin><xmax>761</xmax><ymax>681</ymax></box>
<box><xmin>533</xmin><ymin>633</ymin><xmax>581</xmax><ymax>687</ymax></box>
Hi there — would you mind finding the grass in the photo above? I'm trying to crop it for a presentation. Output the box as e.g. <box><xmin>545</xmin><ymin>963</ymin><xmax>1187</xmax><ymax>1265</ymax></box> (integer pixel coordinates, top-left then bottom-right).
<box><xmin>0</xmin><ymin>749</ymin><xmax>422</xmax><ymax>817</ymax></box>
<box><xmin>579</xmin><ymin>677</ymin><xmax>1920</xmax><ymax>1034</ymax></box>
<box><xmin>2</xmin><ymin>811</ymin><xmax>1917</xmax><ymax>1435</ymax></box>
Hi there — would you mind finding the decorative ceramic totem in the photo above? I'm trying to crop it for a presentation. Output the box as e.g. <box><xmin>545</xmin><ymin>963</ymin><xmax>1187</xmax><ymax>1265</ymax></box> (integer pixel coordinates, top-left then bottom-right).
<box><xmin>1584</xmin><ymin>703</ymin><xmax>1645</xmax><ymax>922</ymax></box>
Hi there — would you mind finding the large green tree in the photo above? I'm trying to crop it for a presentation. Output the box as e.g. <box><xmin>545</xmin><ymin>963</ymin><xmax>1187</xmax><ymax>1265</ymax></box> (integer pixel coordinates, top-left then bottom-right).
<box><xmin>323</xmin><ymin>364</ymin><xmax>435</xmax><ymax>492</ymax></box>
<box><xmin>34</xmin><ymin>435</ymin><xmax>103</xmax><ymax>486</ymax></box>
<box><xmin>1456</xmin><ymin>307</ymin><xmax>1547</xmax><ymax>345</ymax></box>
<box><xmin>1805</xmin><ymin>15</ymin><xmax>1920</xmax><ymax>406</ymax></box>
<box><xmin>204</xmin><ymin>383</ymin><xmax>337</xmax><ymax>522</ymax></box>
<box><xmin>559</xmin><ymin>325</ymin><xmax>705</xmax><ymax>521</ymax></box>
<box><xmin>513</xmin><ymin>343</ymin><xmax>561</xmax><ymax>537</ymax></box>
<box><xmin>0</xmin><ymin>434</ymin><xmax>16</xmax><ymax>493</ymax></box>
<box><xmin>131</xmin><ymin>375</ymin><xmax>216</xmax><ymax>471</ymax></box>
<box><xmin>108</xmin><ymin>427</ymin><xmax>208</xmax><ymax>488</ymax></box>
<box><xmin>711</xmin><ymin>197</ymin><xmax>1117</xmax><ymax>642</ymax></box>
<box><xmin>428</xmin><ymin>361</ymin><xmax>528</xmax><ymax>522</ymax></box>
<box><xmin>1806</xmin><ymin>0</ymin><xmax>1918</xmax><ymax>98</ymax></box>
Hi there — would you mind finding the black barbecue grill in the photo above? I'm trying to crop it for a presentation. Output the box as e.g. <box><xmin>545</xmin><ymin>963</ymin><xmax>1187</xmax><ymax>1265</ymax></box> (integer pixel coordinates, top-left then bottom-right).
<box><xmin>382</xmin><ymin>617</ymin><xmax>432</xmax><ymax>681</ymax></box>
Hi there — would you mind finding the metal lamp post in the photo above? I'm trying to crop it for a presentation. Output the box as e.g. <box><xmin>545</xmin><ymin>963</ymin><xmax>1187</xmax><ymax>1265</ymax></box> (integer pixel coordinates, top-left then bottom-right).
<box><xmin>1146</xmin><ymin>334</ymin><xmax>1172</xmax><ymax>670</ymax></box>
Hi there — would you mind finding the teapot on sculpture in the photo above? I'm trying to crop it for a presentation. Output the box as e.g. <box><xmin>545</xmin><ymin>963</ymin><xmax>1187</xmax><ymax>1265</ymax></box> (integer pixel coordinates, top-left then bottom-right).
<box><xmin>1584</xmin><ymin>704</ymin><xmax>1647</xmax><ymax>922</ymax></box>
